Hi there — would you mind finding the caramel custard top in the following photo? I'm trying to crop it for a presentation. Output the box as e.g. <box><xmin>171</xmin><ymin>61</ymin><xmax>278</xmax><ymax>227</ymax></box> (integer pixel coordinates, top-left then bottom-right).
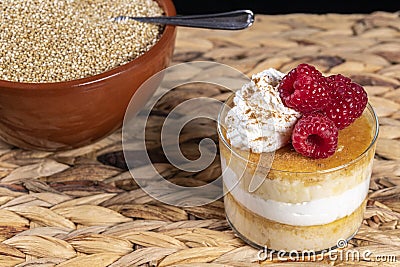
<box><xmin>224</xmin><ymin>112</ymin><xmax>374</xmax><ymax>173</ymax></box>
<box><xmin>269</xmin><ymin>114</ymin><xmax>373</xmax><ymax>172</ymax></box>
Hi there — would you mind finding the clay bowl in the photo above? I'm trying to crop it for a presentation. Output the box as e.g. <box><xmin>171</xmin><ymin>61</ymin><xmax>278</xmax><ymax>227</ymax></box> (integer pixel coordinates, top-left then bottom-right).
<box><xmin>0</xmin><ymin>0</ymin><xmax>176</xmax><ymax>151</ymax></box>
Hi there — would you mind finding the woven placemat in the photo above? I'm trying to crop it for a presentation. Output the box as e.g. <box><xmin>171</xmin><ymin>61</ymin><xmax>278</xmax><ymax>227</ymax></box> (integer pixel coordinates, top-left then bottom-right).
<box><xmin>1</xmin><ymin>12</ymin><xmax>400</xmax><ymax>266</ymax></box>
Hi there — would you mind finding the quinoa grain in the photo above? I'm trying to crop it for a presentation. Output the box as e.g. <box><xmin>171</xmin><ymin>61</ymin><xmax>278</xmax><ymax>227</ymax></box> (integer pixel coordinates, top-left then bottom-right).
<box><xmin>0</xmin><ymin>0</ymin><xmax>164</xmax><ymax>83</ymax></box>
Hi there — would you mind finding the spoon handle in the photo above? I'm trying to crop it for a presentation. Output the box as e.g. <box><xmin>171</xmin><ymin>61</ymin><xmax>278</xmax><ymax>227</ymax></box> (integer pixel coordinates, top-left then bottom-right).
<box><xmin>114</xmin><ymin>10</ymin><xmax>254</xmax><ymax>30</ymax></box>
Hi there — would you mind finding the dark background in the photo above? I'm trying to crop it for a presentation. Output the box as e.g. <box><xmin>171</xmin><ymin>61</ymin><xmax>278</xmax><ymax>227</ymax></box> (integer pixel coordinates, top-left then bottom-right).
<box><xmin>173</xmin><ymin>1</ymin><xmax>399</xmax><ymax>15</ymax></box>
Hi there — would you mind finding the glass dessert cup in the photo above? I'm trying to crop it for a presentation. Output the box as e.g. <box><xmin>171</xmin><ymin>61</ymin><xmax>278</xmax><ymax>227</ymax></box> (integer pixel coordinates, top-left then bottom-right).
<box><xmin>217</xmin><ymin>95</ymin><xmax>379</xmax><ymax>252</ymax></box>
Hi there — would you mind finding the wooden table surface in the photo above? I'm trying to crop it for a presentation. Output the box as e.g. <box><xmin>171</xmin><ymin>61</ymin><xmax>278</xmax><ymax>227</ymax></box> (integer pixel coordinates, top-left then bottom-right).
<box><xmin>0</xmin><ymin>12</ymin><xmax>399</xmax><ymax>266</ymax></box>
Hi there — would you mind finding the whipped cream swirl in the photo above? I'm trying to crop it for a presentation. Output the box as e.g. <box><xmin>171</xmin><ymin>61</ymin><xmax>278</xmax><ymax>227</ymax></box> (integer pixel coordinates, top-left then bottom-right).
<box><xmin>225</xmin><ymin>68</ymin><xmax>301</xmax><ymax>153</ymax></box>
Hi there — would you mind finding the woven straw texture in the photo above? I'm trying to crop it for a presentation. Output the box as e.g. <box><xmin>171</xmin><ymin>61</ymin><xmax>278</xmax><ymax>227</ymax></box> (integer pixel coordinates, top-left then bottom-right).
<box><xmin>1</xmin><ymin>12</ymin><xmax>400</xmax><ymax>266</ymax></box>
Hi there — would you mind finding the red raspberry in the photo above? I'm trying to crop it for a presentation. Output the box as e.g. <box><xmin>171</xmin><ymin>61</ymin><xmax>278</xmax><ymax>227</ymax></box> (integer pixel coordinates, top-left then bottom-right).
<box><xmin>278</xmin><ymin>63</ymin><xmax>331</xmax><ymax>113</ymax></box>
<box><xmin>291</xmin><ymin>113</ymin><xmax>338</xmax><ymax>159</ymax></box>
<box><xmin>323</xmin><ymin>74</ymin><xmax>368</xmax><ymax>130</ymax></box>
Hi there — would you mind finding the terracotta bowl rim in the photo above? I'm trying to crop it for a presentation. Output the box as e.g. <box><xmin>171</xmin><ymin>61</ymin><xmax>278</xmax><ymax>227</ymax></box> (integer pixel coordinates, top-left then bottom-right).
<box><xmin>0</xmin><ymin>0</ymin><xmax>176</xmax><ymax>90</ymax></box>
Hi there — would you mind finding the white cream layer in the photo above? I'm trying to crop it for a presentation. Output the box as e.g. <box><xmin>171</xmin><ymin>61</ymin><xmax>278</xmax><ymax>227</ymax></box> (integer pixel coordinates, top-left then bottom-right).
<box><xmin>223</xmin><ymin>167</ymin><xmax>370</xmax><ymax>226</ymax></box>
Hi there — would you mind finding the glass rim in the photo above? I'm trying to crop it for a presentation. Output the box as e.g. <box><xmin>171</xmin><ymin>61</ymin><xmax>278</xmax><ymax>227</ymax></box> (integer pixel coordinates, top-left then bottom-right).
<box><xmin>217</xmin><ymin>93</ymin><xmax>379</xmax><ymax>174</ymax></box>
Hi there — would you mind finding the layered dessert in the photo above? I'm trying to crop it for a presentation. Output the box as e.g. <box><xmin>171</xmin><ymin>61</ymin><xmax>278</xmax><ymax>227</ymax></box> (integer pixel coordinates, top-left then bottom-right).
<box><xmin>218</xmin><ymin>64</ymin><xmax>378</xmax><ymax>251</ymax></box>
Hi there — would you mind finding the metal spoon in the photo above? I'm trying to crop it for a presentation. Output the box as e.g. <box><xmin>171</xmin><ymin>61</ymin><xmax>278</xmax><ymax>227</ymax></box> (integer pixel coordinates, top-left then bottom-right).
<box><xmin>112</xmin><ymin>10</ymin><xmax>254</xmax><ymax>30</ymax></box>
